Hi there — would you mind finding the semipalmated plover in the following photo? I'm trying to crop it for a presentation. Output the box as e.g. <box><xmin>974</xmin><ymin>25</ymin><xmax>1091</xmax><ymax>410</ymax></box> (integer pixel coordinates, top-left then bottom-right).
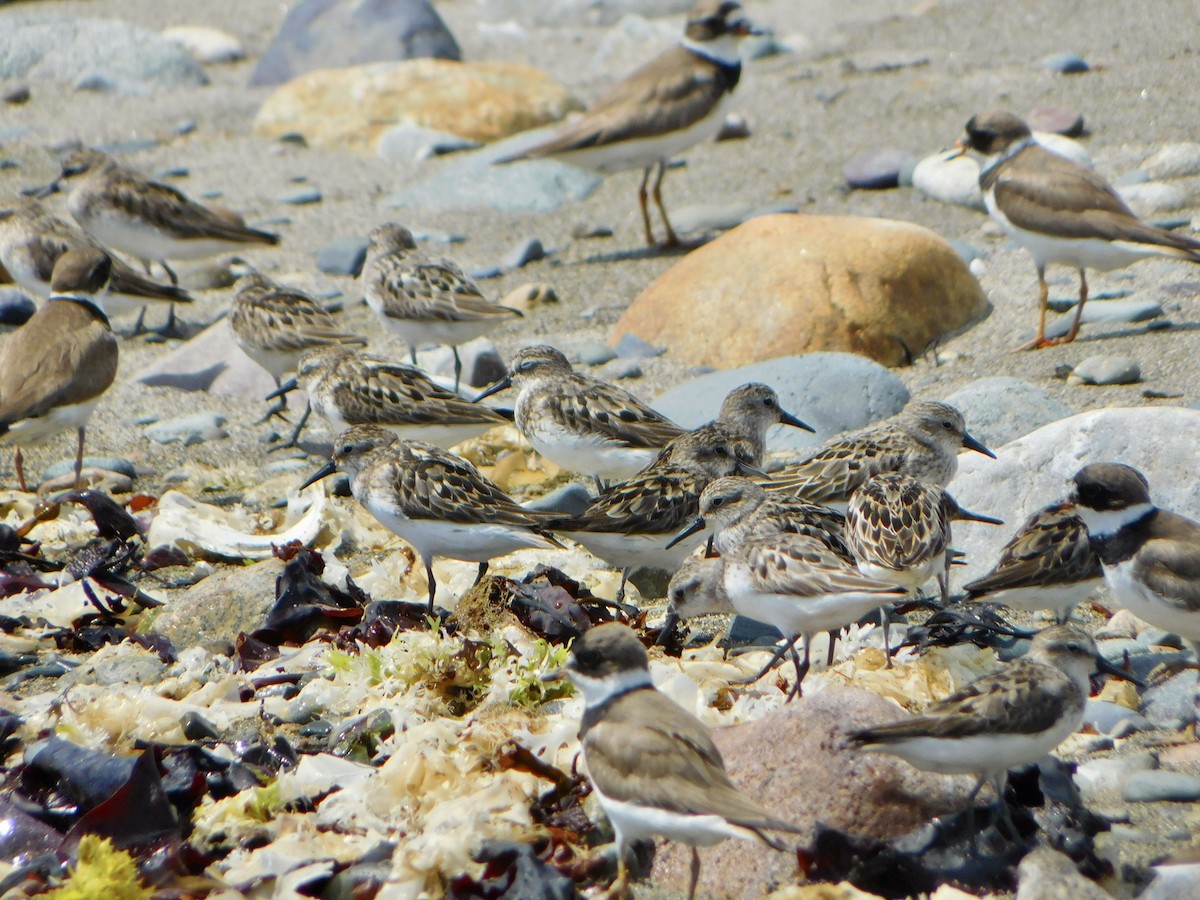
<box><xmin>965</xmin><ymin>500</ymin><xmax>1103</xmax><ymax>624</ymax></box>
<box><xmin>1071</xmin><ymin>463</ymin><xmax>1200</xmax><ymax>654</ymax></box>
<box><xmin>961</xmin><ymin>111</ymin><xmax>1200</xmax><ymax>349</ymax></box>
<box><xmin>477</xmin><ymin>344</ymin><xmax>686</xmax><ymax>485</ymax></box>
<box><xmin>0</xmin><ymin>198</ymin><xmax>192</xmax><ymax>328</ymax></box>
<box><xmin>0</xmin><ymin>248</ymin><xmax>118</xmax><ymax>490</ymax></box>
<box><xmin>362</xmin><ymin>224</ymin><xmax>520</xmax><ymax>391</ymax></box>
<box><xmin>849</xmin><ymin>624</ymin><xmax>1101</xmax><ymax>832</ymax></box>
<box><xmin>765</xmin><ymin>401</ymin><xmax>995</xmax><ymax>511</ymax></box>
<box><xmin>300</xmin><ymin>425</ymin><xmax>561</xmax><ymax>613</ymax></box>
<box><xmin>545</xmin><ymin>622</ymin><xmax>801</xmax><ymax>899</ymax></box>
<box><xmin>50</xmin><ymin>148</ymin><xmax>279</xmax><ymax>285</ymax></box>
<box><xmin>496</xmin><ymin>0</ymin><xmax>759</xmax><ymax>246</ymax></box>
<box><xmin>272</xmin><ymin>346</ymin><xmax>512</xmax><ymax>450</ymax></box>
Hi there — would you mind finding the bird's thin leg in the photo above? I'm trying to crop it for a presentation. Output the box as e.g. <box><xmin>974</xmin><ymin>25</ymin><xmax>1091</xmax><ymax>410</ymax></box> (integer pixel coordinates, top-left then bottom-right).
<box><xmin>1063</xmin><ymin>268</ymin><xmax>1088</xmax><ymax>343</ymax></box>
<box><xmin>993</xmin><ymin>772</ymin><xmax>1018</xmax><ymax>839</ymax></box>
<box><xmin>409</xmin><ymin>345</ymin><xmax>418</xmax><ymax>367</ymax></box>
<box><xmin>731</xmin><ymin>638</ymin><xmax>794</xmax><ymax>684</ymax></box>
<box><xmin>453</xmin><ymin>347</ymin><xmax>463</xmax><ymax>394</ymax></box>
<box><xmin>615</xmin><ymin>567</ymin><xmax>630</xmax><ymax>604</ymax></box>
<box><xmin>638</xmin><ymin>166</ymin><xmax>655</xmax><ymax>247</ymax></box>
<box><xmin>160</xmin><ymin>260</ymin><xmax>178</xmax><ymax>287</ymax></box>
<box><xmin>592</xmin><ymin>475</ymin><xmax>606</xmax><ymax>495</ymax></box>
<box><xmin>1014</xmin><ymin>264</ymin><xmax>1053</xmax><ymax>351</ymax></box>
<box><xmin>275</xmin><ymin>402</ymin><xmax>312</xmax><ymax>450</ymax></box>
<box><xmin>73</xmin><ymin>427</ymin><xmax>86</xmax><ymax>490</ymax></box>
<box><xmin>605</xmin><ymin>841</ymin><xmax>630</xmax><ymax>900</ymax></box>
<box><xmin>784</xmin><ymin>634</ymin><xmax>811</xmax><ymax>702</ymax></box>
<box><xmin>964</xmin><ymin>771</ymin><xmax>988</xmax><ymax>840</ymax></box>
<box><xmin>881</xmin><ymin>605</ymin><xmax>893</xmax><ymax>668</ymax></box>
<box><xmin>687</xmin><ymin>847</ymin><xmax>701</xmax><ymax>900</ymax></box>
<box><xmin>128</xmin><ymin>305</ymin><xmax>150</xmax><ymax>338</ymax></box>
<box><xmin>652</xmin><ymin>160</ymin><xmax>680</xmax><ymax>247</ymax></box>
<box><xmin>826</xmin><ymin>629</ymin><xmax>838</xmax><ymax>667</ymax></box>
<box><xmin>474</xmin><ymin>561</ymin><xmax>489</xmax><ymax>586</ymax></box>
<box><xmin>13</xmin><ymin>448</ymin><xmax>26</xmax><ymax>493</ymax></box>
<box><xmin>156</xmin><ymin>302</ymin><xmax>187</xmax><ymax>340</ymax></box>
<box><xmin>259</xmin><ymin>379</ymin><xmax>290</xmax><ymax>425</ymax></box>
<box><xmin>425</xmin><ymin>558</ymin><xmax>437</xmax><ymax>618</ymax></box>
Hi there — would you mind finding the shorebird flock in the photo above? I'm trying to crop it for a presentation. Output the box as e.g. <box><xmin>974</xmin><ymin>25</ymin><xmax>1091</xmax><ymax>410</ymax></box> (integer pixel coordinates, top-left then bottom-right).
<box><xmin>2</xmin><ymin>1</ymin><xmax>1200</xmax><ymax>897</ymax></box>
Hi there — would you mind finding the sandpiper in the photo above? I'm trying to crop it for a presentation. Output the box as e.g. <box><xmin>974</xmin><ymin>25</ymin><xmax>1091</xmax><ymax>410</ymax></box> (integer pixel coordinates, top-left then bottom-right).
<box><xmin>497</xmin><ymin>0</ymin><xmax>760</xmax><ymax>247</ymax></box>
<box><xmin>300</xmin><ymin>425</ymin><xmax>561</xmax><ymax>613</ymax></box>
<box><xmin>545</xmin><ymin>622</ymin><xmax>801</xmax><ymax>900</ymax></box>
<box><xmin>0</xmin><ymin>248</ymin><xmax>118</xmax><ymax>490</ymax></box>
<box><xmin>960</xmin><ymin>111</ymin><xmax>1200</xmax><ymax>349</ymax></box>
<box><xmin>361</xmin><ymin>224</ymin><xmax>520</xmax><ymax>392</ymax></box>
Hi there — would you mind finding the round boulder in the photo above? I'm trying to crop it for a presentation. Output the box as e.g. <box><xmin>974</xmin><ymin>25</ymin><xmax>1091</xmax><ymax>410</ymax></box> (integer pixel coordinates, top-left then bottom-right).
<box><xmin>252</xmin><ymin>60</ymin><xmax>581</xmax><ymax>154</ymax></box>
<box><xmin>613</xmin><ymin>214</ymin><xmax>990</xmax><ymax>368</ymax></box>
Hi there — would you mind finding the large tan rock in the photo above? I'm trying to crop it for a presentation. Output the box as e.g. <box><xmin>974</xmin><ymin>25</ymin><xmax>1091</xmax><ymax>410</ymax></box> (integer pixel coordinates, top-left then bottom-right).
<box><xmin>252</xmin><ymin>59</ymin><xmax>581</xmax><ymax>153</ymax></box>
<box><xmin>650</xmin><ymin>687</ymin><xmax>971</xmax><ymax>898</ymax></box>
<box><xmin>613</xmin><ymin>214</ymin><xmax>989</xmax><ymax>368</ymax></box>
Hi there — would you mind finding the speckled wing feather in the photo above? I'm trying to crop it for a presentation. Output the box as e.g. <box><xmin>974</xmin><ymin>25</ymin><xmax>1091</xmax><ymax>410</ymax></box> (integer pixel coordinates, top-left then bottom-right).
<box><xmin>966</xmin><ymin>504</ymin><xmax>1100</xmax><ymax>595</ymax></box>
<box><xmin>331</xmin><ymin>360</ymin><xmax>511</xmax><ymax>428</ymax></box>
<box><xmin>758</xmin><ymin>500</ymin><xmax>851</xmax><ymax>560</ymax></box>
<box><xmin>549</xmin><ymin>466</ymin><xmax>708</xmax><ymax>534</ymax></box>
<box><xmin>529</xmin><ymin>378</ymin><xmax>686</xmax><ymax>451</ymax></box>
<box><xmin>583</xmin><ymin>690</ymin><xmax>801</xmax><ymax>839</ymax></box>
<box><xmin>846</xmin><ymin>477</ymin><xmax>950</xmax><ymax>570</ymax></box>
<box><xmin>506</xmin><ymin>46</ymin><xmax>739</xmax><ymax>157</ymax></box>
<box><xmin>372</xmin><ymin>252</ymin><xmax>516</xmax><ymax>323</ymax></box>
<box><xmin>764</xmin><ymin>436</ymin><xmax>905</xmax><ymax>505</ymax></box>
<box><xmin>0</xmin><ymin>302</ymin><xmax>117</xmax><ymax>429</ymax></box>
<box><xmin>379</xmin><ymin>444</ymin><xmax>559</xmax><ymax>529</ymax></box>
<box><xmin>853</xmin><ymin>659</ymin><xmax>1075</xmax><ymax>739</ymax></box>
<box><xmin>231</xmin><ymin>286</ymin><xmax>365</xmax><ymax>354</ymax></box>
<box><xmin>98</xmin><ymin>168</ymin><xmax>278</xmax><ymax>245</ymax></box>
<box><xmin>1133</xmin><ymin>524</ymin><xmax>1200</xmax><ymax>615</ymax></box>
<box><xmin>741</xmin><ymin>534</ymin><xmax>907</xmax><ymax>598</ymax></box>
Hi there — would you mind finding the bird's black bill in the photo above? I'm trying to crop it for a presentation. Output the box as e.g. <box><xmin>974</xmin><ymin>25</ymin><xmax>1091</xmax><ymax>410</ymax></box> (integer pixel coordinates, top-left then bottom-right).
<box><xmin>654</xmin><ymin>609</ymin><xmax>681</xmax><ymax>647</ymax></box>
<box><xmin>1096</xmin><ymin>654</ymin><xmax>1145</xmax><ymax>687</ymax></box>
<box><xmin>299</xmin><ymin>460</ymin><xmax>338</xmax><ymax>491</ymax></box>
<box><xmin>21</xmin><ymin>180</ymin><xmax>61</xmax><ymax>199</ymax></box>
<box><xmin>473</xmin><ymin>375</ymin><xmax>512</xmax><ymax>403</ymax></box>
<box><xmin>954</xmin><ymin>506</ymin><xmax>1004</xmax><ymax>526</ymax></box>
<box><xmin>665</xmin><ymin>516</ymin><xmax>706</xmax><ymax>550</ymax></box>
<box><xmin>962</xmin><ymin>432</ymin><xmax>996</xmax><ymax>458</ymax></box>
<box><xmin>779</xmin><ymin>410</ymin><xmax>815</xmax><ymax>433</ymax></box>
<box><xmin>266</xmin><ymin>376</ymin><xmax>300</xmax><ymax>402</ymax></box>
<box><xmin>737</xmin><ymin>460</ymin><xmax>768</xmax><ymax>478</ymax></box>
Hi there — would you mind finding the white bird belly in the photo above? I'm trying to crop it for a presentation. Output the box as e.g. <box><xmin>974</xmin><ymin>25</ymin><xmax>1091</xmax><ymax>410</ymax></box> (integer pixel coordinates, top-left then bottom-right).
<box><xmin>526</xmin><ymin>428</ymin><xmax>658</xmax><ymax>482</ymax></box>
<box><xmin>591</xmin><ymin>786</ymin><xmax>755</xmax><ymax>848</ymax></box>
<box><xmin>561</xmin><ymin>529</ymin><xmax>701</xmax><ymax>572</ymax></box>
<box><xmin>1105</xmin><ymin>559</ymin><xmax>1200</xmax><ymax>640</ymax></box>
<box><xmin>1</xmin><ymin>399</ymin><xmax>99</xmax><ymax>447</ymax></box>
<box><xmin>362</xmin><ymin>500</ymin><xmax>553</xmax><ymax>564</ymax></box>
<box><xmin>864</xmin><ymin>717</ymin><xmax>1081</xmax><ymax>777</ymax></box>
<box><xmin>83</xmin><ymin>211</ymin><xmax>242</xmax><ymax>262</ymax></box>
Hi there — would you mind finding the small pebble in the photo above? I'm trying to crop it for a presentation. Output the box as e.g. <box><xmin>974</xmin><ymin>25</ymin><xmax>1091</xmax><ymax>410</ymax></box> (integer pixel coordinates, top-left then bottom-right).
<box><xmin>1025</xmin><ymin>104</ymin><xmax>1085</xmax><ymax>136</ymax></box>
<box><xmin>1044</xmin><ymin>301</ymin><xmax>1163</xmax><ymax>339</ymax></box>
<box><xmin>300</xmin><ymin>720</ymin><xmax>333</xmax><ymax>739</ymax></box>
<box><xmin>502</xmin><ymin>282</ymin><xmax>559</xmax><ymax>312</ymax></box>
<box><xmin>3</xmin><ymin>84</ymin><xmax>30</xmax><ymax>105</ymax></box>
<box><xmin>525</xmin><ymin>483</ymin><xmax>593</xmax><ymax>516</ymax></box>
<box><xmin>1142</xmin><ymin>143</ymin><xmax>1200</xmax><ymax>180</ymax></box>
<box><xmin>0</xmin><ymin>159</ymin><xmax>16</xmax><ymax>170</ymax></box>
<box><xmin>716</xmin><ymin>113</ymin><xmax>751</xmax><ymax>142</ymax></box>
<box><xmin>574</xmin><ymin>340</ymin><xmax>616</xmax><ymax>366</ymax></box>
<box><xmin>174</xmin><ymin>120</ymin><xmax>197</xmax><ymax>136</ymax></box>
<box><xmin>501</xmin><ymin>238</ymin><xmax>546</xmax><ymax>270</ymax></box>
<box><xmin>467</xmin><ymin>265</ymin><xmax>503</xmax><ymax>281</ymax></box>
<box><xmin>180</xmin><ymin>711</ymin><xmax>221</xmax><ymax>741</ymax></box>
<box><xmin>42</xmin><ymin>456</ymin><xmax>137</xmax><ymax>481</ymax></box>
<box><xmin>726</xmin><ymin>615</ymin><xmax>782</xmax><ymax>644</ymax></box>
<box><xmin>145</xmin><ymin>412</ymin><xmax>228</xmax><ymax>445</ymax></box>
<box><xmin>572</xmin><ymin>222</ymin><xmax>614</xmax><ymax>239</ymax></box>
<box><xmin>278</xmin><ymin>132</ymin><xmax>308</xmax><ymax>146</ymax></box>
<box><xmin>1074</xmin><ymin>752</ymin><xmax>1156</xmax><ymax>801</ymax></box>
<box><xmin>1069</xmin><ymin>355</ymin><xmax>1141</xmax><ymax>386</ymax></box>
<box><xmin>74</xmin><ymin>72</ymin><xmax>118</xmax><ymax>93</ymax></box>
<box><xmin>1121</xmin><ymin>770</ymin><xmax>1200</xmax><ymax>803</ymax></box>
<box><xmin>1118</xmin><ymin>181</ymin><xmax>1188</xmax><ymax>214</ymax></box>
<box><xmin>614</xmin><ymin>333</ymin><xmax>665</xmax><ymax>360</ymax></box>
<box><xmin>279</xmin><ymin>187</ymin><xmax>321</xmax><ymax>205</ymax></box>
<box><xmin>843</xmin><ymin>149</ymin><xmax>917</xmax><ymax>190</ymax></box>
<box><xmin>598</xmin><ymin>359</ymin><xmax>643</xmax><ymax>380</ymax></box>
<box><xmin>0</xmin><ymin>288</ymin><xmax>36</xmax><ymax>326</ymax></box>
<box><xmin>157</xmin><ymin>166</ymin><xmax>189</xmax><ymax>179</ymax></box>
<box><xmin>1140</xmin><ymin>669</ymin><xmax>1199</xmax><ymax>728</ymax></box>
<box><xmin>1116</xmin><ymin>169</ymin><xmax>1151</xmax><ymax>187</ymax></box>
<box><xmin>1037</xmin><ymin>52</ymin><xmax>1090</xmax><ymax>73</ymax></box>
<box><xmin>316</xmin><ymin>236</ymin><xmax>369</xmax><ymax>276</ymax></box>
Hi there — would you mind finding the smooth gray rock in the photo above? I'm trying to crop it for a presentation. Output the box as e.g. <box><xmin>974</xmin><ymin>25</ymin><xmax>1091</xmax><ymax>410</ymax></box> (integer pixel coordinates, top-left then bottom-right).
<box><xmin>145</xmin><ymin>412</ymin><xmax>228</xmax><ymax>445</ymax></box>
<box><xmin>843</xmin><ymin>149</ymin><xmax>917</xmax><ymax>190</ymax></box>
<box><xmin>614</xmin><ymin>333</ymin><xmax>664</xmax><ymax>360</ymax></box>
<box><xmin>148</xmin><ymin>559</ymin><xmax>282</xmax><ymax>648</ymax></box>
<box><xmin>136</xmin><ymin>318</ymin><xmax>278</xmax><ymax>400</ymax></box>
<box><xmin>429</xmin><ymin>337</ymin><xmax>505</xmax><ymax>389</ymax></box>
<box><xmin>1069</xmin><ymin>355</ymin><xmax>1141</xmax><ymax>385</ymax></box>
<box><xmin>1073</xmin><ymin>752</ymin><xmax>1157</xmax><ymax>802</ymax></box>
<box><xmin>250</xmin><ymin>0</ymin><xmax>460</xmax><ymax>87</ymax></box>
<box><xmin>1140</xmin><ymin>864</ymin><xmax>1200</xmax><ymax>900</ymax></box>
<box><xmin>279</xmin><ymin>187</ymin><xmax>321</xmax><ymax>205</ymax></box>
<box><xmin>1037</xmin><ymin>52</ymin><xmax>1089</xmax><ymax>73</ymax></box>
<box><xmin>376</xmin><ymin>124</ymin><xmax>479</xmax><ymax>162</ymax></box>
<box><xmin>316</xmin><ymin>235</ymin><xmax>370</xmax><ymax>276</ymax></box>
<box><xmin>479</xmin><ymin>0</ymin><xmax>692</xmax><ymax>26</ymax></box>
<box><xmin>670</xmin><ymin>202</ymin><xmax>798</xmax><ymax>236</ymax></box>
<box><xmin>160</xmin><ymin>25</ymin><xmax>245</xmax><ymax>64</ymax></box>
<box><xmin>0</xmin><ymin>288</ymin><xmax>35</xmax><ymax>325</ymax></box>
<box><xmin>653</xmin><ymin>353</ymin><xmax>910</xmax><ymax>454</ymax></box>
<box><xmin>573</xmin><ymin>340</ymin><xmax>617</xmax><ymax>367</ymax></box>
<box><xmin>942</xmin><ymin>377</ymin><xmax>1073</xmax><ymax>449</ymax></box>
<box><xmin>597</xmin><ymin>358</ymin><xmax>642</xmax><ymax>380</ymax></box>
<box><xmin>500</xmin><ymin>238</ymin><xmax>546</xmax><ymax>270</ymax></box>
<box><xmin>62</xmin><ymin>651</ymin><xmax>168</xmax><ymax>688</ymax></box>
<box><xmin>1083</xmin><ymin>699</ymin><xmax>1152</xmax><ymax>736</ymax></box>
<box><xmin>949</xmin><ymin>408</ymin><xmax>1200</xmax><ymax>591</ymax></box>
<box><xmin>1025</xmin><ymin>105</ymin><xmax>1084</xmax><ymax>137</ymax></box>
<box><xmin>74</xmin><ymin>72</ymin><xmax>118</xmax><ymax>93</ymax></box>
<box><xmin>1043</xmin><ymin>300</ymin><xmax>1163</xmax><ymax>340</ymax></box>
<box><xmin>1139</xmin><ymin>669</ymin><xmax>1199</xmax><ymax>729</ymax></box>
<box><xmin>1016</xmin><ymin>847</ymin><xmax>1108</xmax><ymax>900</ymax></box>
<box><xmin>525</xmin><ymin>483</ymin><xmax>593</xmax><ymax>516</ymax></box>
<box><xmin>1117</xmin><ymin>180</ymin><xmax>1190</xmax><ymax>214</ymax></box>
<box><xmin>43</xmin><ymin>456</ymin><xmax>137</xmax><ymax>481</ymax></box>
<box><xmin>1122</xmin><ymin>770</ymin><xmax>1200</xmax><ymax>802</ymax></box>
<box><xmin>381</xmin><ymin>130</ymin><xmax>602</xmax><ymax>214</ymax></box>
<box><xmin>1142</xmin><ymin>143</ymin><xmax>1200</xmax><ymax>180</ymax></box>
<box><xmin>0</xmin><ymin>17</ymin><xmax>208</xmax><ymax>91</ymax></box>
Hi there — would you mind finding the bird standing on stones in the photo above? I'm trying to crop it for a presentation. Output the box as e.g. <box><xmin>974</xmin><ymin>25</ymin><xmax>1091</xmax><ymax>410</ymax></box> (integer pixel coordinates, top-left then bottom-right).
<box><xmin>545</xmin><ymin>623</ymin><xmax>802</xmax><ymax>900</ymax></box>
<box><xmin>496</xmin><ymin>0</ymin><xmax>760</xmax><ymax>247</ymax></box>
<box><xmin>959</xmin><ymin>111</ymin><xmax>1200</xmax><ymax>349</ymax></box>
<box><xmin>362</xmin><ymin>224</ymin><xmax>521</xmax><ymax>393</ymax></box>
<box><xmin>0</xmin><ymin>248</ymin><xmax>118</xmax><ymax>491</ymax></box>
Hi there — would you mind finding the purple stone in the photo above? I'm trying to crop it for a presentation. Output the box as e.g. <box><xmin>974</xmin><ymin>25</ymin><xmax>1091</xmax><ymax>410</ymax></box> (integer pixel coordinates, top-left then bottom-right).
<box><xmin>843</xmin><ymin>149</ymin><xmax>918</xmax><ymax>190</ymax></box>
<box><xmin>1027</xmin><ymin>104</ymin><xmax>1085</xmax><ymax>137</ymax></box>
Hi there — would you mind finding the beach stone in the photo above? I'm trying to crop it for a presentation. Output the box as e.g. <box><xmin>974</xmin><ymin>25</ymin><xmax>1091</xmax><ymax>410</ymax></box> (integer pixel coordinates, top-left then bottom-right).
<box><xmin>1043</xmin><ymin>300</ymin><xmax>1163</xmax><ymax>340</ymax></box>
<box><xmin>501</xmin><ymin>283</ymin><xmax>558</xmax><ymax>312</ymax></box>
<box><xmin>279</xmin><ymin>187</ymin><xmax>322</xmax><ymax>205</ymax></box>
<box><xmin>1037</xmin><ymin>52</ymin><xmax>1089</xmax><ymax>73</ymax></box>
<box><xmin>1083</xmin><ymin>700</ymin><xmax>1152</xmax><ymax>736</ymax></box>
<box><xmin>430</xmin><ymin>337</ymin><xmax>505</xmax><ymax>389</ymax></box>
<box><xmin>1116</xmin><ymin>181</ymin><xmax>1190</xmax><ymax>215</ymax></box>
<box><xmin>136</xmin><ymin>318</ymin><xmax>282</xmax><ymax>400</ymax></box>
<box><xmin>0</xmin><ymin>288</ymin><xmax>35</xmax><ymax>325</ymax></box>
<box><xmin>524</xmin><ymin>483</ymin><xmax>593</xmax><ymax>516</ymax></box>
<box><xmin>145</xmin><ymin>412</ymin><xmax>228</xmax><ymax>446</ymax></box>
<box><xmin>1074</xmin><ymin>752</ymin><xmax>1157</xmax><ymax>803</ymax></box>
<box><xmin>653</xmin><ymin>353</ymin><xmax>909</xmax><ymax>454</ymax></box>
<box><xmin>1016</xmin><ymin>847</ymin><xmax>1109</xmax><ymax>900</ymax></box>
<box><xmin>651</xmin><ymin>688</ymin><xmax>971</xmax><ymax>898</ymax></box>
<box><xmin>42</xmin><ymin>456</ymin><xmax>137</xmax><ymax>481</ymax></box>
<box><xmin>572</xmin><ymin>221</ymin><xmax>614</xmax><ymax>239</ymax></box>
<box><xmin>1142</xmin><ymin>143</ymin><xmax>1200</xmax><ymax>180</ymax></box>
<box><xmin>1025</xmin><ymin>105</ymin><xmax>1085</xmax><ymax>137</ymax></box>
<box><xmin>843</xmin><ymin>149</ymin><xmax>917</xmax><ymax>190</ymax></box>
<box><xmin>3</xmin><ymin>83</ymin><xmax>30</xmax><ymax>104</ymax></box>
<box><xmin>1122</xmin><ymin>770</ymin><xmax>1200</xmax><ymax>802</ymax></box>
<box><xmin>250</xmin><ymin>0</ymin><xmax>461</xmax><ymax>87</ymax></box>
<box><xmin>145</xmin><ymin>558</ymin><xmax>282</xmax><ymax>648</ymax></box>
<box><xmin>160</xmin><ymin>26</ymin><xmax>245</xmax><ymax>64</ymax></box>
<box><xmin>726</xmin><ymin>615</ymin><xmax>781</xmax><ymax>643</ymax></box>
<box><xmin>382</xmin><ymin>128</ymin><xmax>601</xmax><ymax>214</ymax></box>
<box><xmin>948</xmin><ymin>408</ymin><xmax>1200</xmax><ymax>591</ymax></box>
<box><xmin>614</xmin><ymin>333</ymin><xmax>664</xmax><ymax>360</ymax></box>
<box><xmin>316</xmin><ymin>236</ymin><xmax>370</xmax><ymax>276</ymax></box>
<box><xmin>1069</xmin><ymin>355</ymin><xmax>1141</xmax><ymax>386</ymax></box>
<box><xmin>597</xmin><ymin>358</ymin><xmax>642</xmax><ymax>380</ymax></box>
<box><xmin>911</xmin><ymin>150</ymin><xmax>985</xmax><ymax>209</ymax></box>
<box><xmin>1141</xmin><ymin>864</ymin><xmax>1200</xmax><ymax>900</ymax></box>
<box><xmin>1139</xmin><ymin>670</ymin><xmax>1199</xmax><ymax>729</ymax></box>
<box><xmin>942</xmin><ymin>377</ymin><xmax>1073</xmax><ymax>449</ymax></box>
<box><xmin>0</xmin><ymin>17</ymin><xmax>208</xmax><ymax>91</ymax></box>
<box><xmin>74</xmin><ymin>72</ymin><xmax>119</xmax><ymax>93</ymax></box>
<box><xmin>479</xmin><ymin>0</ymin><xmax>692</xmax><ymax>27</ymax></box>
<box><xmin>1097</xmin><ymin>609</ymin><xmax>1143</xmax><ymax>640</ymax></box>
<box><xmin>715</xmin><ymin>112</ymin><xmax>750</xmax><ymax>142</ymax></box>
<box><xmin>573</xmin><ymin>340</ymin><xmax>617</xmax><ymax>366</ymax></box>
<box><xmin>376</xmin><ymin>124</ymin><xmax>480</xmax><ymax>161</ymax></box>
<box><xmin>670</xmin><ymin>202</ymin><xmax>799</xmax><ymax>236</ymax></box>
<box><xmin>614</xmin><ymin>214</ymin><xmax>989</xmax><ymax>369</ymax></box>
<box><xmin>253</xmin><ymin>60</ymin><xmax>580</xmax><ymax>154</ymax></box>
<box><xmin>501</xmin><ymin>238</ymin><xmax>546</xmax><ymax>270</ymax></box>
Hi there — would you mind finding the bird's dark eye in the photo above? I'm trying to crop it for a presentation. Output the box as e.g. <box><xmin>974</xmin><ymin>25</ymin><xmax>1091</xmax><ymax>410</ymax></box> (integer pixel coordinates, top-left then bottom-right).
<box><xmin>711</xmin><ymin>497</ymin><xmax>724</xmax><ymax>507</ymax></box>
<box><xmin>942</xmin><ymin>420</ymin><xmax>954</xmax><ymax>430</ymax></box>
<box><xmin>764</xmin><ymin>397</ymin><xmax>776</xmax><ymax>408</ymax></box>
<box><xmin>715</xmin><ymin>446</ymin><xmax>729</xmax><ymax>456</ymax></box>
<box><xmin>671</xmin><ymin>589</ymin><xmax>683</xmax><ymax>603</ymax></box>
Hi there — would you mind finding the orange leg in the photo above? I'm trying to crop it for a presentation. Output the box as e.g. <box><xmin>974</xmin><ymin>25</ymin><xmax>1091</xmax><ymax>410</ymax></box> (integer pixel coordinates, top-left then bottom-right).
<box><xmin>74</xmin><ymin>427</ymin><xmax>86</xmax><ymax>490</ymax></box>
<box><xmin>13</xmin><ymin>448</ymin><xmax>26</xmax><ymax>493</ymax></box>
<box><xmin>1013</xmin><ymin>264</ymin><xmax>1059</xmax><ymax>351</ymax></box>
<box><xmin>651</xmin><ymin>160</ymin><xmax>680</xmax><ymax>247</ymax></box>
<box><xmin>638</xmin><ymin>167</ymin><xmax>655</xmax><ymax>247</ymax></box>
<box><xmin>687</xmin><ymin>847</ymin><xmax>701</xmax><ymax>900</ymax></box>
<box><xmin>1062</xmin><ymin>268</ymin><xmax>1088</xmax><ymax>343</ymax></box>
